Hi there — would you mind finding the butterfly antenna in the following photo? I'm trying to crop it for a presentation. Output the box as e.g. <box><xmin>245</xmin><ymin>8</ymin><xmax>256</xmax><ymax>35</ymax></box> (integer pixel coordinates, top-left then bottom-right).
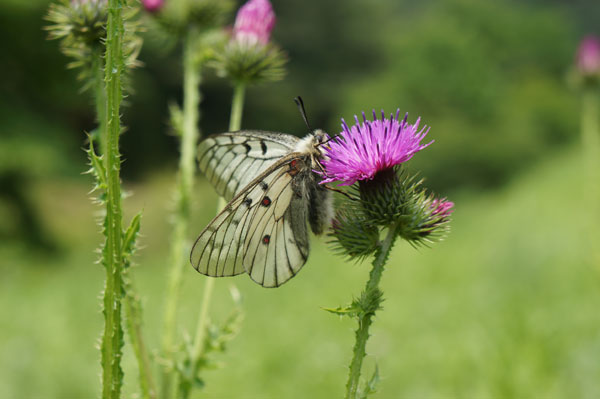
<box><xmin>324</xmin><ymin>185</ymin><xmax>357</xmax><ymax>201</ymax></box>
<box><xmin>294</xmin><ymin>96</ymin><xmax>312</xmax><ymax>132</ymax></box>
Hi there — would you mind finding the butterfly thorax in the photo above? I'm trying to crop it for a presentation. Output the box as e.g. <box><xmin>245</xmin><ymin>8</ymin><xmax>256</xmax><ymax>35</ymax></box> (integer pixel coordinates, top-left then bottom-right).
<box><xmin>293</xmin><ymin>129</ymin><xmax>328</xmax><ymax>168</ymax></box>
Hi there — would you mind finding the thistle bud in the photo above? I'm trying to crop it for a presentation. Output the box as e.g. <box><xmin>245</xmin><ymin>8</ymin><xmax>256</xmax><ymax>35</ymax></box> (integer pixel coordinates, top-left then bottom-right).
<box><xmin>210</xmin><ymin>0</ymin><xmax>286</xmax><ymax>84</ymax></box>
<box><xmin>232</xmin><ymin>0</ymin><xmax>275</xmax><ymax>47</ymax></box>
<box><xmin>577</xmin><ymin>36</ymin><xmax>600</xmax><ymax>77</ymax></box>
<box><xmin>141</xmin><ymin>0</ymin><xmax>164</xmax><ymax>13</ymax></box>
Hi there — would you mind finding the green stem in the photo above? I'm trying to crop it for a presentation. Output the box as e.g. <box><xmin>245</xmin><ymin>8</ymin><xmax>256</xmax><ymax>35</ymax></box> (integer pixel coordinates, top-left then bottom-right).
<box><xmin>101</xmin><ymin>0</ymin><xmax>125</xmax><ymax>398</ymax></box>
<box><xmin>345</xmin><ymin>223</ymin><xmax>398</xmax><ymax>399</ymax></box>
<box><xmin>582</xmin><ymin>89</ymin><xmax>599</xmax><ymax>184</ymax></box>
<box><xmin>161</xmin><ymin>30</ymin><xmax>202</xmax><ymax>399</ymax></box>
<box><xmin>92</xmin><ymin>46</ymin><xmax>107</xmax><ymax>156</ymax></box>
<box><xmin>124</xmin><ymin>276</ymin><xmax>157</xmax><ymax>399</ymax></box>
<box><xmin>581</xmin><ymin>89</ymin><xmax>600</xmax><ymax>263</ymax></box>
<box><xmin>229</xmin><ymin>83</ymin><xmax>246</xmax><ymax>131</ymax></box>
<box><xmin>179</xmin><ymin>275</ymin><xmax>215</xmax><ymax>399</ymax></box>
<box><xmin>177</xmin><ymin>81</ymin><xmax>247</xmax><ymax>399</ymax></box>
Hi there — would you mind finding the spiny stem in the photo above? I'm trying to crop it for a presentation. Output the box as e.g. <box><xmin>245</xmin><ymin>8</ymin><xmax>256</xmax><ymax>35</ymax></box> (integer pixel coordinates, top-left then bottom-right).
<box><xmin>345</xmin><ymin>223</ymin><xmax>398</xmax><ymax>399</ymax></box>
<box><xmin>92</xmin><ymin>46</ymin><xmax>107</xmax><ymax>156</ymax></box>
<box><xmin>161</xmin><ymin>29</ymin><xmax>202</xmax><ymax>399</ymax></box>
<box><xmin>101</xmin><ymin>0</ymin><xmax>125</xmax><ymax>397</ymax></box>
<box><xmin>229</xmin><ymin>83</ymin><xmax>245</xmax><ymax>131</ymax></box>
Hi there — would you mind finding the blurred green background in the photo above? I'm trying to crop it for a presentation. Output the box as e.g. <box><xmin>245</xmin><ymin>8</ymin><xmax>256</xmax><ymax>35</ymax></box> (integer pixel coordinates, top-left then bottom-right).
<box><xmin>1</xmin><ymin>0</ymin><xmax>600</xmax><ymax>398</ymax></box>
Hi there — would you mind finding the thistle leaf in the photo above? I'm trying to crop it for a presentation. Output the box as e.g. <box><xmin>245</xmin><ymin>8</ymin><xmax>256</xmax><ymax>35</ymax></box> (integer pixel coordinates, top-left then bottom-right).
<box><xmin>169</xmin><ymin>102</ymin><xmax>184</xmax><ymax>137</ymax></box>
<box><xmin>85</xmin><ymin>138</ymin><xmax>107</xmax><ymax>190</ymax></box>
<box><xmin>122</xmin><ymin>211</ymin><xmax>142</xmax><ymax>264</ymax></box>
<box><xmin>322</xmin><ymin>301</ymin><xmax>361</xmax><ymax>318</ymax></box>
<box><xmin>359</xmin><ymin>364</ymin><xmax>380</xmax><ymax>398</ymax></box>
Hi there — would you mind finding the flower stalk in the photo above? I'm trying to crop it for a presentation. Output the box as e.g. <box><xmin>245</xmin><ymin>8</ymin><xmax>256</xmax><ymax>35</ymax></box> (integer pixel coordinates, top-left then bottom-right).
<box><xmin>346</xmin><ymin>222</ymin><xmax>398</xmax><ymax>398</ymax></box>
<box><xmin>178</xmin><ymin>75</ymin><xmax>246</xmax><ymax>399</ymax></box>
<box><xmin>229</xmin><ymin>83</ymin><xmax>246</xmax><ymax>131</ymax></box>
<box><xmin>101</xmin><ymin>0</ymin><xmax>126</xmax><ymax>397</ymax></box>
<box><xmin>161</xmin><ymin>29</ymin><xmax>203</xmax><ymax>399</ymax></box>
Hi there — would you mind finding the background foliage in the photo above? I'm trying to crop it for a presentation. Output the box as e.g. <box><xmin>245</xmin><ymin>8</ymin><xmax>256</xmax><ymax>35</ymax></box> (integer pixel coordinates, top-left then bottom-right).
<box><xmin>1</xmin><ymin>0</ymin><xmax>599</xmax><ymax>398</ymax></box>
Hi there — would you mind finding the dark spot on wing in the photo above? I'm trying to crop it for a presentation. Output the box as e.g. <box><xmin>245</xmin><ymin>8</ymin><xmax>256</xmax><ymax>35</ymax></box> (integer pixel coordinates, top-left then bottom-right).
<box><xmin>243</xmin><ymin>143</ymin><xmax>251</xmax><ymax>153</ymax></box>
<box><xmin>243</xmin><ymin>197</ymin><xmax>252</xmax><ymax>207</ymax></box>
<box><xmin>260</xmin><ymin>181</ymin><xmax>268</xmax><ymax>190</ymax></box>
<box><xmin>260</xmin><ymin>140</ymin><xmax>267</xmax><ymax>155</ymax></box>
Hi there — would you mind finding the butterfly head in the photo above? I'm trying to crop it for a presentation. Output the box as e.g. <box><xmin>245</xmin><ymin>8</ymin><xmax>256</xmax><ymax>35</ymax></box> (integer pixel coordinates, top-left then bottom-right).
<box><xmin>295</xmin><ymin>129</ymin><xmax>329</xmax><ymax>158</ymax></box>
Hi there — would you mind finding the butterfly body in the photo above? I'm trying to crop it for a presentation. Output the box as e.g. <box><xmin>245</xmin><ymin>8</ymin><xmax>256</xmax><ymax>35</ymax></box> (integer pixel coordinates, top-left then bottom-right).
<box><xmin>191</xmin><ymin>130</ymin><xmax>333</xmax><ymax>287</ymax></box>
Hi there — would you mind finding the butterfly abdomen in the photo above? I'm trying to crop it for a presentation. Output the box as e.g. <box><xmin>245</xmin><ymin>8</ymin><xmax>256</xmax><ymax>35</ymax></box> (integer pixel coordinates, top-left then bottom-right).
<box><xmin>307</xmin><ymin>173</ymin><xmax>333</xmax><ymax>235</ymax></box>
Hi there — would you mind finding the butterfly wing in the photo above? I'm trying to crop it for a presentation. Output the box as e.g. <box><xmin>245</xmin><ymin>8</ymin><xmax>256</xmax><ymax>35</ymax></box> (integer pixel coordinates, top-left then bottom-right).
<box><xmin>191</xmin><ymin>154</ymin><xmax>311</xmax><ymax>287</ymax></box>
<box><xmin>197</xmin><ymin>131</ymin><xmax>300</xmax><ymax>201</ymax></box>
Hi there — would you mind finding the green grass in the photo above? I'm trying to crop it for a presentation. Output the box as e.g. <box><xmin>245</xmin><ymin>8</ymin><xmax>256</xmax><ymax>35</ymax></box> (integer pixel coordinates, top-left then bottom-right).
<box><xmin>1</xmin><ymin>146</ymin><xmax>599</xmax><ymax>398</ymax></box>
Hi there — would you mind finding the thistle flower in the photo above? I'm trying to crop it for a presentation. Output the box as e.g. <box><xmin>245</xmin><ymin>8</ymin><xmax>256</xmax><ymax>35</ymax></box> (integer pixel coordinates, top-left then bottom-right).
<box><xmin>210</xmin><ymin>0</ymin><xmax>285</xmax><ymax>84</ymax></box>
<box><xmin>232</xmin><ymin>0</ymin><xmax>275</xmax><ymax>46</ymax></box>
<box><xmin>576</xmin><ymin>36</ymin><xmax>600</xmax><ymax>77</ymax></box>
<box><xmin>320</xmin><ymin>110</ymin><xmax>432</xmax><ymax>186</ymax></box>
<box><xmin>430</xmin><ymin>198</ymin><xmax>454</xmax><ymax>217</ymax></box>
<box><xmin>141</xmin><ymin>0</ymin><xmax>164</xmax><ymax>13</ymax></box>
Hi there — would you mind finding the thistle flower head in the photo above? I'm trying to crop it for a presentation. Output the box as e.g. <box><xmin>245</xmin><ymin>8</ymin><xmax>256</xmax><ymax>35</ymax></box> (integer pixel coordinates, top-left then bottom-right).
<box><xmin>232</xmin><ymin>0</ymin><xmax>275</xmax><ymax>46</ymax></box>
<box><xmin>320</xmin><ymin>110</ymin><xmax>432</xmax><ymax>186</ymax></box>
<box><xmin>141</xmin><ymin>0</ymin><xmax>164</xmax><ymax>13</ymax></box>
<box><xmin>576</xmin><ymin>35</ymin><xmax>600</xmax><ymax>77</ymax></box>
<box><xmin>210</xmin><ymin>0</ymin><xmax>285</xmax><ymax>84</ymax></box>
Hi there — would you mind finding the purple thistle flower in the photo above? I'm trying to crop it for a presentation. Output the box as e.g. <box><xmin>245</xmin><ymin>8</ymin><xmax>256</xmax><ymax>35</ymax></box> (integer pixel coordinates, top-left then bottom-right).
<box><xmin>232</xmin><ymin>0</ymin><xmax>276</xmax><ymax>46</ymax></box>
<box><xmin>576</xmin><ymin>35</ymin><xmax>600</xmax><ymax>76</ymax></box>
<box><xmin>320</xmin><ymin>110</ymin><xmax>433</xmax><ymax>186</ymax></box>
<box><xmin>141</xmin><ymin>0</ymin><xmax>164</xmax><ymax>13</ymax></box>
<box><xmin>430</xmin><ymin>198</ymin><xmax>454</xmax><ymax>217</ymax></box>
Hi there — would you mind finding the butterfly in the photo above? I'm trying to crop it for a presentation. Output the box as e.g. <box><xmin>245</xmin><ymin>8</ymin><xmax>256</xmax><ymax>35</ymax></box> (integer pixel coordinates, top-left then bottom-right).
<box><xmin>190</xmin><ymin>129</ymin><xmax>333</xmax><ymax>287</ymax></box>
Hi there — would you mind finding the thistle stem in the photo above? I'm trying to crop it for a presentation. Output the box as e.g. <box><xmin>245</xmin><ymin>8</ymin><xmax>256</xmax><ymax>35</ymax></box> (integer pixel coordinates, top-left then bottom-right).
<box><xmin>229</xmin><ymin>83</ymin><xmax>246</xmax><ymax>131</ymax></box>
<box><xmin>161</xmin><ymin>30</ymin><xmax>202</xmax><ymax>399</ymax></box>
<box><xmin>123</xmin><ymin>274</ymin><xmax>157</xmax><ymax>399</ymax></box>
<box><xmin>179</xmin><ymin>274</ymin><xmax>215</xmax><ymax>399</ymax></box>
<box><xmin>92</xmin><ymin>46</ymin><xmax>107</xmax><ymax>156</ymax></box>
<box><xmin>581</xmin><ymin>89</ymin><xmax>600</xmax><ymax>264</ymax></box>
<box><xmin>345</xmin><ymin>223</ymin><xmax>398</xmax><ymax>399</ymax></box>
<box><xmin>178</xmin><ymin>81</ymin><xmax>247</xmax><ymax>398</ymax></box>
<box><xmin>101</xmin><ymin>0</ymin><xmax>125</xmax><ymax>397</ymax></box>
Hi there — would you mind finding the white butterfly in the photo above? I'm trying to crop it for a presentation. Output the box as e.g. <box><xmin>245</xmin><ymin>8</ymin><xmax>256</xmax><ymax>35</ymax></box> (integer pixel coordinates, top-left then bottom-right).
<box><xmin>190</xmin><ymin>130</ymin><xmax>333</xmax><ymax>287</ymax></box>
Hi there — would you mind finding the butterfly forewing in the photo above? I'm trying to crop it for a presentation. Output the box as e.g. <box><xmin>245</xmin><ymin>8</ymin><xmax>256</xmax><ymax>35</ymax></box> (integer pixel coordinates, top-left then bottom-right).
<box><xmin>198</xmin><ymin>131</ymin><xmax>299</xmax><ymax>200</ymax></box>
<box><xmin>191</xmin><ymin>153</ymin><xmax>311</xmax><ymax>287</ymax></box>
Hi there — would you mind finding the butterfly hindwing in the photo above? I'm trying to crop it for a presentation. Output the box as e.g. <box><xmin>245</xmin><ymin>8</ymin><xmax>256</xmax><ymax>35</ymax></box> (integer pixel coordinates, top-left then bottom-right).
<box><xmin>242</xmin><ymin>158</ymin><xmax>310</xmax><ymax>287</ymax></box>
<box><xmin>197</xmin><ymin>131</ymin><xmax>300</xmax><ymax>201</ymax></box>
<box><xmin>191</xmin><ymin>153</ymin><xmax>311</xmax><ymax>287</ymax></box>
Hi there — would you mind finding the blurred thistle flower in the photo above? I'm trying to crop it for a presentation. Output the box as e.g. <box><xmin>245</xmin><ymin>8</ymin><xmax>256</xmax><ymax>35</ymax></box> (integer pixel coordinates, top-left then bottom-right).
<box><xmin>576</xmin><ymin>36</ymin><xmax>600</xmax><ymax>77</ymax></box>
<box><xmin>320</xmin><ymin>110</ymin><xmax>432</xmax><ymax>186</ymax></box>
<box><xmin>47</xmin><ymin>0</ymin><xmax>108</xmax><ymax>46</ymax></box>
<box><xmin>141</xmin><ymin>0</ymin><xmax>164</xmax><ymax>13</ymax></box>
<box><xmin>210</xmin><ymin>0</ymin><xmax>285</xmax><ymax>84</ymax></box>
<box><xmin>232</xmin><ymin>0</ymin><xmax>275</xmax><ymax>46</ymax></box>
<box><xmin>45</xmin><ymin>0</ymin><xmax>142</xmax><ymax>89</ymax></box>
<box><xmin>147</xmin><ymin>0</ymin><xmax>233</xmax><ymax>37</ymax></box>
